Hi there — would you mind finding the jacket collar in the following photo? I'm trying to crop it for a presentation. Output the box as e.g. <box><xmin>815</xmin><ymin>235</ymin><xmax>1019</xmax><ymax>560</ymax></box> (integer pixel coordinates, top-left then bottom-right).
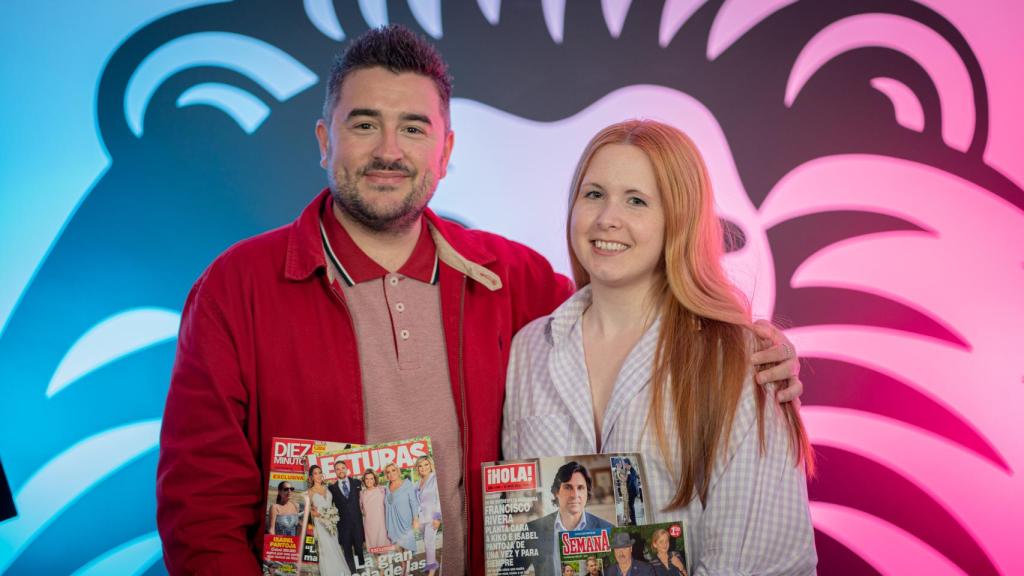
<box><xmin>285</xmin><ymin>189</ymin><xmax>501</xmax><ymax>291</ymax></box>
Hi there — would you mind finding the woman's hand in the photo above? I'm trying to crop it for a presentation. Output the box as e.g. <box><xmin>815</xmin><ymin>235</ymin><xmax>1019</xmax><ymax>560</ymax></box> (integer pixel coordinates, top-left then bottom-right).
<box><xmin>413</xmin><ymin>517</ymin><xmax>420</xmax><ymax>532</ymax></box>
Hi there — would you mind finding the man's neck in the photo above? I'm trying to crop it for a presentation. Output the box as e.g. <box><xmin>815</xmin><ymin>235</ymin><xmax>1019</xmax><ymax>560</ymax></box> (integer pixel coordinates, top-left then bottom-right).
<box><xmin>617</xmin><ymin>559</ymin><xmax>632</xmax><ymax>572</ymax></box>
<box><xmin>558</xmin><ymin>509</ymin><xmax>585</xmax><ymax>531</ymax></box>
<box><xmin>333</xmin><ymin>202</ymin><xmax>422</xmax><ymax>272</ymax></box>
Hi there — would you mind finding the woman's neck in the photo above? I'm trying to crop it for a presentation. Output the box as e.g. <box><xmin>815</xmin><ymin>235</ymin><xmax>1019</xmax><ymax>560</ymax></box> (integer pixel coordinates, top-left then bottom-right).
<box><xmin>586</xmin><ymin>281</ymin><xmax>656</xmax><ymax>336</ymax></box>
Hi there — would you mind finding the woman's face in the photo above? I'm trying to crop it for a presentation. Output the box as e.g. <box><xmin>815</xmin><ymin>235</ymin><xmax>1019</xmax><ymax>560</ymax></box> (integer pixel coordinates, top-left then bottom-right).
<box><xmin>312</xmin><ymin>468</ymin><xmax>323</xmax><ymax>484</ymax></box>
<box><xmin>278</xmin><ymin>483</ymin><xmax>293</xmax><ymax>503</ymax></box>
<box><xmin>386</xmin><ymin>465</ymin><xmax>400</xmax><ymax>481</ymax></box>
<box><xmin>653</xmin><ymin>532</ymin><xmax>669</xmax><ymax>552</ymax></box>
<box><xmin>364</xmin><ymin>472</ymin><xmax>377</xmax><ymax>488</ymax></box>
<box><xmin>417</xmin><ymin>459</ymin><xmax>433</xmax><ymax>477</ymax></box>
<box><xmin>571</xmin><ymin>144</ymin><xmax>665</xmax><ymax>292</ymax></box>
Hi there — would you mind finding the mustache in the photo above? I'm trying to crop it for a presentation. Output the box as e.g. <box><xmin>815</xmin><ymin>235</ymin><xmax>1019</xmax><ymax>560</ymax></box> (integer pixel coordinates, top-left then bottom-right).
<box><xmin>359</xmin><ymin>159</ymin><xmax>413</xmax><ymax>176</ymax></box>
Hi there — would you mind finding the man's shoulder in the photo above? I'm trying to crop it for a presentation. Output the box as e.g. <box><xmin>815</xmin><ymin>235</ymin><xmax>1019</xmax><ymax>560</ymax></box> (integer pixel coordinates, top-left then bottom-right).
<box><xmin>526</xmin><ymin>510</ymin><xmax>558</xmax><ymax>534</ymax></box>
<box><xmin>431</xmin><ymin>215</ymin><xmax>557</xmax><ymax>273</ymax></box>
<box><xmin>213</xmin><ymin>224</ymin><xmax>291</xmax><ymax>272</ymax></box>
<box><xmin>586</xmin><ymin>511</ymin><xmax>614</xmax><ymax>530</ymax></box>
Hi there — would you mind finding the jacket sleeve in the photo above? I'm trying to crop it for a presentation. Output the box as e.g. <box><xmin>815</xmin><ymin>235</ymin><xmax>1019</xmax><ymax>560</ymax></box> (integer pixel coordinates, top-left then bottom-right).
<box><xmin>156</xmin><ymin>274</ymin><xmax>263</xmax><ymax>576</ymax></box>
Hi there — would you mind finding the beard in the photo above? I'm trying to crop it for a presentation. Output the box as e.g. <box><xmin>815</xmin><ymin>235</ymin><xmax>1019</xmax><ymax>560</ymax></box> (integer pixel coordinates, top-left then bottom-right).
<box><xmin>328</xmin><ymin>159</ymin><xmax>436</xmax><ymax>233</ymax></box>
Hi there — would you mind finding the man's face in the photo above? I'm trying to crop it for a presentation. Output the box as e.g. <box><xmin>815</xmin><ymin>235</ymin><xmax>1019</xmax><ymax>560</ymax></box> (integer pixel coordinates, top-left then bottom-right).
<box><xmin>334</xmin><ymin>461</ymin><xmax>349</xmax><ymax>480</ymax></box>
<box><xmin>614</xmin><ymin>546</ymin><xmax>632</xmax><ymax>567</ymax></box>
<box><xmin>556</xmin><ymin>472</ymin><xmax>588</xmax><ymax>516</ymax></box>
<box><xmin>316</xmin><ymin>66</ymin><xmax>454</xmax><ymax>233</ymax></box>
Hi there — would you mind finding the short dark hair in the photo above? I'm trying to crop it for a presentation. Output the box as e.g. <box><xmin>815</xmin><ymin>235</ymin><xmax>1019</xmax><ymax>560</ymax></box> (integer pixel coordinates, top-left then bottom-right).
<box><xmin>550</xmin><ymin>461</ymin><xmax>593</xmax><ymax>504</ymax></box>
<box><xmin>322</xmin><ymin>24</ymin><xmax>452</xmax><ymax>129</ymax></box>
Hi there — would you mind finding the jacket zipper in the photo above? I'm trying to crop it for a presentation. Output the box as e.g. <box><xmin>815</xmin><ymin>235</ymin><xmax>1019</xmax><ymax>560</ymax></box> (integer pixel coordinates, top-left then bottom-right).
<box><xmin>459</xmin><ymin>275</ymin><xmax>471</xmax><ymax>573</ymax></box>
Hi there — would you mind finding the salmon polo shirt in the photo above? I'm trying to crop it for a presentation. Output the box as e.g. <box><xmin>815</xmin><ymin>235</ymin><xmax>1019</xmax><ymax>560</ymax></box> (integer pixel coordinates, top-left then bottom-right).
<box><xmin>320</xmin><ymin>200</ymin><xmax>465</xmax><ymax>575</ymax></box>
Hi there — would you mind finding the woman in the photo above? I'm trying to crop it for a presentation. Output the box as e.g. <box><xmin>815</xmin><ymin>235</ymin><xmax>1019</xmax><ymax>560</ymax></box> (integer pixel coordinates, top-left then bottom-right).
<box><xmin>360</xmin><ymin>468</ymin><xmax>391</xmax><ymax>551</ymax></box>
<box><xmin>383</xmin><ymin>462</ymin><xmax>418</xmax><ymax>553</ymax></box>
<box><xmin>413</xmin><ymin>456</ymin><xmax>441</xmax><ymax>575</ymax></box>
<box><xmin>502</xmin><ymin>120</ymin><xmax>816</xmax><ymax>574</ymax></box>
<box><xmin>268</xmin><ymin>481</ymin><xmax>300</xmax><ymax>536</ymax></box>
<box><xmin>648</xmin><ymin>528</ymin><xmax>686</xmax><ymax>576</ymax></box>
<box><xmin>308</xmin><ymin>465</ymin><xmax>350</xmax><ymax>576</ymax></box>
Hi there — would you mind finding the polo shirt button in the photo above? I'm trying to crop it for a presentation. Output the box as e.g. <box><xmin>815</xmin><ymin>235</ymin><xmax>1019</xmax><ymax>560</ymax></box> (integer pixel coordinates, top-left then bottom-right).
<box><xmin>389</xmin><ymin>276</ymin><xmax>399</xmax><ymax>286</ymax></box>
<box><xmin>400</xmin><ymin>329</ymin><xmax>410</xmax><ymax>340</ymax></box>
<box><xmin>396</xmin><ymin>302</ymin><xmax>405</xmax><ymax>312</ymax></box>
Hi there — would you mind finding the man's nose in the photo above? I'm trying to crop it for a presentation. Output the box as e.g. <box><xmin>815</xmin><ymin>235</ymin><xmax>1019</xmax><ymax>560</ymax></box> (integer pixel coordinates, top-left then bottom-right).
<box><xmin>374</xmin><ymin>129</ymin><xmax>403</xmax><ymax>163</ymax></box>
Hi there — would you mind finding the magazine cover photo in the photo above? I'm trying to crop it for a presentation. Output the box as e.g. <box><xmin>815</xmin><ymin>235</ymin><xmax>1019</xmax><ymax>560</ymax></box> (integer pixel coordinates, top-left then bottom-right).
<box><xmin>482</xmin><ymin>453</ymin><xmax>651</xmax><ymax>576</ymax></box>
<box><xmin>598</xmin><ymin>522</ymin><xmax>687</xmax><ymax>576</ymax></box>
<box><xmin>263</xmin><ymin>438</ymin><xmax>316</xmax><ymax>576</ymax></box>
<box><xmin>305</xmin><ymin>436</ymin><xmax>443</xmax><ymax>576</ymax></box>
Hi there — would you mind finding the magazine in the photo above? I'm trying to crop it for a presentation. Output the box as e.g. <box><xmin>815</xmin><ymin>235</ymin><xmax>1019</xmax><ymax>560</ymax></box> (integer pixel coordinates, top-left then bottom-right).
<box><xmin>556</xmin><ymin>528</ymin><xmax>611</xmax><ymax>575</ymax></box>
<box><xmin>482</xmin><ymin>453</ymin><xmax>650</xmax><ymax>576</ymax></box>
<box><xmin>577</xmin><ymin>522</ymin><xmax>686</xmax><ymax>576</ymax></box>
<box><xmin>262</xmin><ymin>437</ymin><xmax>320</xmax><ymax>576</ymax></box>
<box><xmin>263</xmin><ymin>436</ymin><xmax>442</xmax><ymax>576</ymax></box>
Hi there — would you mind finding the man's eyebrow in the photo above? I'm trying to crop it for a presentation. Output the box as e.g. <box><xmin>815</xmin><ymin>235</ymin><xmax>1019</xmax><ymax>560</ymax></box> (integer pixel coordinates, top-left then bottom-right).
<box><xmin>347</xmin><ymin>108</ymin><xmax>381</xmax><ymax>120</ymax></box>
<box><xmin>401</xmin><ymin>113</ymin><xmax>432</xmax><ymax>125</ymax></box>
<box><xmin>345</xmin><ymin>109</ymin><xmax>433</xmax><ymax>127</ymax></box>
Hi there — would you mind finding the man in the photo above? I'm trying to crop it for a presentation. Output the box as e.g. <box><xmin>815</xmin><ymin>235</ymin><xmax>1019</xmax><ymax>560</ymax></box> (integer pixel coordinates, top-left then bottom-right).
<box><xmin>586</xmin><ymin>556</ymin><xmax>603</xmax><ymax>576</ymax></box>
<box><xmin>156</xmin><ymin>24</ymin><xmax>804</xmax><ymax>576</ymax></box>
<box><xmin>327</xmin><ymin>460</ymin><xmax>365</xmax><ymax>571</ymax></box>
<box><xmin>605</xmin><ymin>532</ymin><xmax>654</xmax><ymax>576</ymax></box>
<box><xmin>624</xmin><ymin>460</ymin><xmax>640</xmax><ymax>526</ymax></box>
<box><xmin>516</xmin><ymin>462</ymin><xmax>614</xmax><ymax>576</ymax></box>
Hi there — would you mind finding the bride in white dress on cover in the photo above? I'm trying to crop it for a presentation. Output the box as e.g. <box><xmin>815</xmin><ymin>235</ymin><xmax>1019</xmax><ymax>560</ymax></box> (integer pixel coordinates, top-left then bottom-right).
<box><xmin>309</xmin><ymin>465</ymin><xmax>351</xmax><ymax>576</ymax></box>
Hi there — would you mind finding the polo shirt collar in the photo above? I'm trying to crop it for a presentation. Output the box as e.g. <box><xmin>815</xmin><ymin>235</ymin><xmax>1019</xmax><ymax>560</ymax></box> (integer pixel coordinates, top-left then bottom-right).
<box><xmin>319</xmin><ymin>197</ymin><xmax>439</xmax><ymax>286</ymax></box>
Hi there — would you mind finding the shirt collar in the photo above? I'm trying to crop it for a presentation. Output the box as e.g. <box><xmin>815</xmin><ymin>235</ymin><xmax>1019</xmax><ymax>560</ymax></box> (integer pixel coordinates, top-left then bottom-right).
<box><xmin>548</xmin><ymin>285</ymin><xmax>662</xmax><ymax>345</ymax></box>
<box><xmin>554</xmin><ymin>511</ymin><xmax>588</xmax><ymax>532</ymax></box>
<box><xmin>320</xmin><ymin>197</ymin><xmax>439</xmax><ymax>286</ymax></box>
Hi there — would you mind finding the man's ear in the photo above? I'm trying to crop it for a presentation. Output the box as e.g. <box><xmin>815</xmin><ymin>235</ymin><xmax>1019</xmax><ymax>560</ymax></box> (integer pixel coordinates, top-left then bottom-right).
<box><xmin>316</xmin><ymin>118</ymin><xmax>330</xmax><ymax>169</ymax></box>
<box><xmin>438</xmin><ymin>129</ymin><xmax>455</xmax><ymax>179</ymax></box>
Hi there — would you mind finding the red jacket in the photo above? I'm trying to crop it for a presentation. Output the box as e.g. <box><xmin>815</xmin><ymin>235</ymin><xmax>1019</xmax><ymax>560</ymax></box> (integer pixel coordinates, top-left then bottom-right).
<box><xmin>156</xmin><ymin>190</ymin><xmax>573</xmax><ymax>575</ymax></box>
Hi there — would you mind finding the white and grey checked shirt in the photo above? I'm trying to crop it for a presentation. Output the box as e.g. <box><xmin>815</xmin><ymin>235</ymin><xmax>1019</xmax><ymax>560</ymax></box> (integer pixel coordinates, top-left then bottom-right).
<box><xmin>502</xmin><ymin>287</ymin><xmax>817</xmax><ymax>575</ymax></box>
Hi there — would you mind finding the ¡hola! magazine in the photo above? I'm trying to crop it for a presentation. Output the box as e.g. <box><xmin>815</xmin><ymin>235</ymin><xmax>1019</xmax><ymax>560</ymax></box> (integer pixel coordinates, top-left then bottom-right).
<box><xmin>482</xmin><ymin>453</ymin><xmax>651</xmax><ymax>576</ymax></box>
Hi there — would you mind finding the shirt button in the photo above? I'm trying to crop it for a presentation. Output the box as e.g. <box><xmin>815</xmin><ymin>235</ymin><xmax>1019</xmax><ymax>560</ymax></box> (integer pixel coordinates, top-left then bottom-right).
<box><xmin>389</xmin><ymin>276</ymin><xmax>399</xmax><ymax>286</ymax></box>
<box><xmin>400</xmin><ymin>329</ymin><xmax>410</xmax><ymax>340</ymax></box>
<box><xmin>395</xmin><ymin>302</ymin><xmax>405</xmax><ymax>313</ymax></box>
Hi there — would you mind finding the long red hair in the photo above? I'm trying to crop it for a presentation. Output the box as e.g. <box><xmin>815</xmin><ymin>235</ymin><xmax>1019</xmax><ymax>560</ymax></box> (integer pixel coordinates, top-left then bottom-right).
<box><xmin>566</xmin><ymin>120</ymin><xmax>813</xmax><ymax>508</ymax></box>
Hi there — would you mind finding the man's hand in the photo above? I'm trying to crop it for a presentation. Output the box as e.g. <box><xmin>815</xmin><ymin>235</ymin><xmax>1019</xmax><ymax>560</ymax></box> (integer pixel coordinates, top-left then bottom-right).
<box><xmin>751</xmin><ymin>320</ymin><xmax>803</xmax><ymax>403</ymax></box>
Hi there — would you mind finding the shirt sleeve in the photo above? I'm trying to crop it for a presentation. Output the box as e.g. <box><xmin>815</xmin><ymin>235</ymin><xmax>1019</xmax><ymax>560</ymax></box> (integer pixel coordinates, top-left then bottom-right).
<box><xmin>156</xmin><ymin>275</ymin><xmax>263</xmax><ymax>576</ymax></box>
<box><xmin>691</xmin><ymin>381</ymin><xmax>817</xmax><ymax>576</ymax></box>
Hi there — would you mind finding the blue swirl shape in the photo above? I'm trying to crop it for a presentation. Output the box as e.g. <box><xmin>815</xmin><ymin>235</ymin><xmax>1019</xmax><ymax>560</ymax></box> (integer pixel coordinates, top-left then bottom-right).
<box><xmin>47</xmin><ymin>307</ymin><xmax>181</xmax><ymax>398</ymax></box>
<box><xmin>124</xmin><ymin>31</ymin><xmax>318</xmax><ymax>137</ymax></box>
<box><xmin>176</xmin><ymin>82</ymin><xmax>272</xmax><ymax>134</ymax></box>
<box><xmin>71</xmin><ymin>531</ymin><xmax>163</xmax><ymax>576</ymax></box>
<box><xmin>303</xmin><ymin>0</ymin><xmax>346</xmax><ymax>41</ymax></box>
<box><xmin>0</xmin><ymin>420</ymin><xmax>162</xmax><ymax>573</ymax></box>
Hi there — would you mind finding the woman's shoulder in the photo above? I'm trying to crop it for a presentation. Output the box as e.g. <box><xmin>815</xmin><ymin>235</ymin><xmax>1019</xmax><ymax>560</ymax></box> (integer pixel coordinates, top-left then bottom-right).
<box><xmin>510</xmin><ymin>313</ymin><xmax>554</xmax><ymax>349</ymax></box>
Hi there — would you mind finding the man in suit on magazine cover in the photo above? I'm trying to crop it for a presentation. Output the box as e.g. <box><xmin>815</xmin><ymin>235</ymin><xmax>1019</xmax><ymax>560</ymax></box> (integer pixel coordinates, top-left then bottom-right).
<box><xmin>328</xmin><ymin>459</ymin><xmax>366</xmax><ymax>572</ymax></box>
<box><xmin>515</xmin><ymin>461</ymin><xmax>614</xmax><ymax>575</ymax></box>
